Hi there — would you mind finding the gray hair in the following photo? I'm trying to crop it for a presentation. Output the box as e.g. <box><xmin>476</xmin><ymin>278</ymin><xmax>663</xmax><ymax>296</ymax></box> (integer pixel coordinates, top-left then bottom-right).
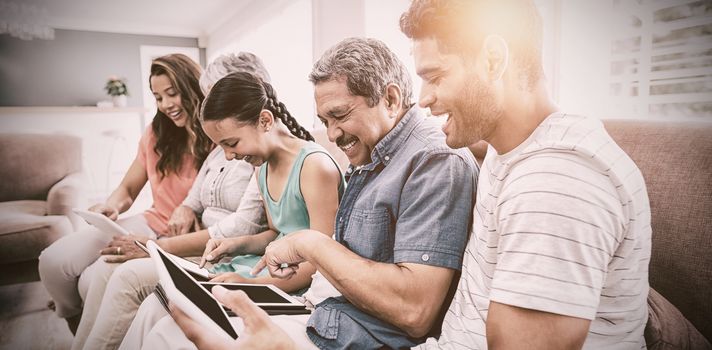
<box><xmin>309</xmin><ymin>37</ymin><xmax>413</xmax><ymax>108</ymax></box>
<box><xmin>199</xmin><ymin>52</ymin><xmax>271</xmax><ymax>94</ymax></box>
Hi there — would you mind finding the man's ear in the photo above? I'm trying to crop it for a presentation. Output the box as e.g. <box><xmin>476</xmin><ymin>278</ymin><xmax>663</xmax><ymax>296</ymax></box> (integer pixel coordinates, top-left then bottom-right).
<box><xmin>483</xmin><ymin>35</ymin><xmax>509</xmax><ymax>81</ymax></box>
<box><xmin>258</xmin><ymin>109</ymin><xmax>275</xmax><ymax>131</ymax></box>
<box><xmin>384</xmin><ymin>83</ymin><xmax>403</xmax><ymax>118</ymax></box>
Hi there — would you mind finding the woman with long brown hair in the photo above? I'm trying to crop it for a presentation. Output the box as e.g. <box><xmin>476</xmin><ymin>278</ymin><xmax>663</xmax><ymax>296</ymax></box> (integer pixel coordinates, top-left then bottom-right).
<box><xmin>39</xmin><ymin>53</ymin><xmax>211</xmax><ymax>334</ymax></box>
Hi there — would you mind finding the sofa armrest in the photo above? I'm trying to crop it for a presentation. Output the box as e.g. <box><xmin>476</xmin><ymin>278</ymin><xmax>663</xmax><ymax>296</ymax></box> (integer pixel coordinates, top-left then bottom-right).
<box><xmin>47</xmin><ymin>171</ymin><xmax>87</xmax><ymax>229</ymax></box>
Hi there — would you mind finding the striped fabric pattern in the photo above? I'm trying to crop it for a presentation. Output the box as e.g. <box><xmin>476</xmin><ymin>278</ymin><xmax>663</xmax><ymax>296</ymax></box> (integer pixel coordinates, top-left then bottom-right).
<box><xmin>421</xmin><ymin>113</ymin><xmax>651</xmax><ymax>349</ymax></box>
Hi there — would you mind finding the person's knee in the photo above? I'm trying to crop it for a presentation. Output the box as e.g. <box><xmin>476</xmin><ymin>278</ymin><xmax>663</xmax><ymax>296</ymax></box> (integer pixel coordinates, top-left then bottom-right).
<box><xmin>107</xmin><ymin>259</ymin><xmax>157</xmax><ymax>303</ymax></box>
<box><xmin>83</xmin><ymin>257</ymin><xmax>115</xmax><ymax>284</ymax></box>
<box><xmin>38</xmin><ymin>240</ymin><xmax>68</xmax><ymax>280</ymax></box>
<box><xmin>113</xmin><ymin>259</ymin><xmax>157</xmax><ymax>289</ymax></box>
<box><xmin>39</xmin><ymin>226</ymin><xmax>105</xmax><ymax>281</ymax></box>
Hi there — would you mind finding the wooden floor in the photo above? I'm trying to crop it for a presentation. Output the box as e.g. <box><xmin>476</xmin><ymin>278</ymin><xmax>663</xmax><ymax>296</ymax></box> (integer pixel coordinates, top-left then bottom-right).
<box><xmin>0</xmin><ymin>281</ymin><xmax>73</xmax><ymax>350</ymax></box>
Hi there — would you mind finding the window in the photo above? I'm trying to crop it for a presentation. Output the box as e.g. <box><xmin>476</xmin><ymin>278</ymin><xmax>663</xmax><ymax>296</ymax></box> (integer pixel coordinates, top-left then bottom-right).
<box><xmin>610</xmin><ymin>0</ymin><xmax>712</xmax><ymax>119</ymax></box>
<box><xmin>557</xmin><ymin>0</ymin><xmax>712</xmax><ymax>120</ymax></box>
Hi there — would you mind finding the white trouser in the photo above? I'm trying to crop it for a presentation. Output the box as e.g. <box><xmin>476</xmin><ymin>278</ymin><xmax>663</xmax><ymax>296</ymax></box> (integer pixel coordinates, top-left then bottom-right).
<box><xmin>75</xmin><ymin>258</ymin><xmax>159</xmax><ymax>350</ymax></box>
<box><xmin>120</xmin><ymin>294</ymin><xmax>318</xmax><ymax>350</ymax></box>
<box><xmin>37</xmin><ymin>214</ymin><xmax>155</xmax><ymax>340</ymax></box>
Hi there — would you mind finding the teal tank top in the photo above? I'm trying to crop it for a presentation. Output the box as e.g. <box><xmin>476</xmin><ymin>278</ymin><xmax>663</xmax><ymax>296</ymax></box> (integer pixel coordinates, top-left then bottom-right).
<box><xmin>210</xmin><ymin>141</ymin><xmax>345</xmax><ymax>278</ymax></box>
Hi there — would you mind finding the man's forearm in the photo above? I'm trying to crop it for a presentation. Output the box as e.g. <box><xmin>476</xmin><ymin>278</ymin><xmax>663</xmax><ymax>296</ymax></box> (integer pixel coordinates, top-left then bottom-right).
<box><xmin>298</xmin><ymin>231</ymin><xmax>454</xmax><ymax>338</ymax></box>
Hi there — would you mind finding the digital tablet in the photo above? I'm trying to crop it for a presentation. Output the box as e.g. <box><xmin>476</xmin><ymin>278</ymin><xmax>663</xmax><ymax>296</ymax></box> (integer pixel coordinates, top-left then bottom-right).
<box><xmin>153</xmin><ymin>244</ymin><xmax>307</xmax><ymax>312</ymax></box>
<box><xmin>73</xmin><ymin>208</ymin><xmax>129</xmax><ymax>236</ymax></box>
<box><xmin>146</xmin><ymin>241</ymin><xmax>238</xmax><ymax>341</ymax></box>
<box><xmin>171</xmin><ymin>254</ymin><xmax>211</xmax><ymax>281</ymax></box>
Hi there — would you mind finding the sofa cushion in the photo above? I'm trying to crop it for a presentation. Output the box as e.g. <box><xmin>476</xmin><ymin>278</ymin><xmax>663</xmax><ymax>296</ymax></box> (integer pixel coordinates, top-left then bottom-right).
<box><xmin>0</xmin><ymin>200</ymin><xmax>72</xmax><ymax>264</ymax></box>
<box><xmin>645</xmin><ymin>288</ymin><xmax>711</xmax><ymax>350</ymax></box>
<box><xmin>603</xmin><ymin>120</ymin><xmax>712</xmax><ymax>342</ymax></box>
<box><xmin>0</xmin><ymin>133</ymin><xmax>82</xmax><ymax>202</ymax></box>
<box><xmin>0</xmin><ymin>200</ymin><xmax>48</xmax><ymax>234</ymax></box>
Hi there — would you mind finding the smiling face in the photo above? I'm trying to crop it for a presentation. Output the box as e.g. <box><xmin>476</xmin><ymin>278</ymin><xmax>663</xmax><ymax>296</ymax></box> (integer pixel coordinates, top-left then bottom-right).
<box><xmin>315</xmin><ymin>78</ymin><xmax>395</xmax><ymax>166</ymax></box>
<box><xmin>414</xmin><ymin>38</ymin><xmax>503</xmax><ymax>148</ymax></box>
<box><xmin>201</xmin><ymin>117</ymin><xmax>268</xmax><ymax>167</ymax></box>
<box><xmin>151</xmin><ymin>74</ymin><xmax>188</xmax><ymax>128</ymax></box>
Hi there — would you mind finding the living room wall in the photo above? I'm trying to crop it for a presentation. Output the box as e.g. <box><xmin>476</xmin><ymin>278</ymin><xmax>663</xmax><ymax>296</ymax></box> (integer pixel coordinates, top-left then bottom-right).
<box><xmin>0</xmin><ymin>29</ymin><xmax>204</xmax><ymax>107</ymax></box>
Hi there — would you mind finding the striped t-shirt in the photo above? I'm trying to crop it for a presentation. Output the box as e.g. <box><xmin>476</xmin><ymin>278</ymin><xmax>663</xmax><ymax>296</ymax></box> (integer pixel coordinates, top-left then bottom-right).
<box><xmin>421</xmin><ymin>113</ymin><xmax>651</xmax><ymax>349</ymax></box>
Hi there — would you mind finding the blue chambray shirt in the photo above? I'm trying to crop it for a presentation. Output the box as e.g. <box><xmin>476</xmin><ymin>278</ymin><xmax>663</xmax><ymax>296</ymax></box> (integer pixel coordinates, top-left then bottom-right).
<box><xmin>305</xmin><ymin>106</ymin><xmax>479</xmax><ymax>349</ymax></box>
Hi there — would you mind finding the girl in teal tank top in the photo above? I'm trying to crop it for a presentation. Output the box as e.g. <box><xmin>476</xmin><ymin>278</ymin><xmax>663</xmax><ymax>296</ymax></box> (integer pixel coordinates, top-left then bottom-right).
<box><xmin>199</xmin><ymin>72</ymin><xmax>344</xmax><ymax>294</ymax></box>
<box><xmin>210</xmin><ymin>142</ymin><xmax>343</xmax><ymax>277</ymax></box>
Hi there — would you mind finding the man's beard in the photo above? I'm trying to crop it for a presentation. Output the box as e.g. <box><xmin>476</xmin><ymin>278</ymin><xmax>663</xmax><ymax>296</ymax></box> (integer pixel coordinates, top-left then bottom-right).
<box><xmin>451</xmin><ymin>76</ymin><xmax>503</xmax><ymax>149</ymax></box>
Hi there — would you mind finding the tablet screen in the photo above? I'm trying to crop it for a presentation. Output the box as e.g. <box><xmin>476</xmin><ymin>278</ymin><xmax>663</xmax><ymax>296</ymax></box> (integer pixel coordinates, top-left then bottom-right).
<box><xmin>157</xmin><ymin>248</ymin><xmax>238</xmax><ymax>339</ymax></box>
<box><xmin>198</xmin><ymin>282</ymin><xmax>295</xmax><ymax>304</ymax></box>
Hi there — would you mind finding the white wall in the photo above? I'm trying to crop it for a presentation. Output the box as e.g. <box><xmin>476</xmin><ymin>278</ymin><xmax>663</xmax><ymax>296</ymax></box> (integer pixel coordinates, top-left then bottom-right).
<box><xmin>312</xmin><ymin>0</ymin><xmax>366</xmax><ymax>62</ymax></box>
<box><xmin>556</xmin><ymin>0</ymin><xmax>616</xmax><ymax>118</ymax></box>
<box><xmin>204</xmin><ymin>0</ymin><xmax>314</xmax><ymax>129</ymax></box>
<box><xmin>364</xmin><ymin>0</ymin><xmax>421</xmax><ymax>102</ymax></box>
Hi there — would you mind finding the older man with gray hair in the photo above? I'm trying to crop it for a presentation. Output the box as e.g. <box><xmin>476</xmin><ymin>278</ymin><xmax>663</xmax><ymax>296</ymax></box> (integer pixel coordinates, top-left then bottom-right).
<box><xmin>135</xmin><ymin>37</ymin><xmax>478</xmax><ymax>350</ymax></box>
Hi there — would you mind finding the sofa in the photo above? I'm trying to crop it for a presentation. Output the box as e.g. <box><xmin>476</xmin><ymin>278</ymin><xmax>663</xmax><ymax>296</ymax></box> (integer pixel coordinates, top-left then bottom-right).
<box><xmin>603</xmin><ymin>120</ymin><xmax>711</xmax><ymax>348</ymax></box>
<box><xmin>0</xmin><ymin>133</ymin><xmax>85</xmax><ymax>285</ymax></box>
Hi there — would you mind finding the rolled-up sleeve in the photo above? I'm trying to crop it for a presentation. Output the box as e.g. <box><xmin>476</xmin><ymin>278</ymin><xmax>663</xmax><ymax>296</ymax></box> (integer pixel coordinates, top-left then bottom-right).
<box><xmin>393</xmin><ymin>151</ymin><xmax>476</xmax><ymax>270</ymax></box>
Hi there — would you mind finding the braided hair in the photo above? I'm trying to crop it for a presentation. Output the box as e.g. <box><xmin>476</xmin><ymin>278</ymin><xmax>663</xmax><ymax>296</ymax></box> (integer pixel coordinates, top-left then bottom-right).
<box><xmin>260</xmin><ymin>80</ymin><xmax>313</xmax><ymax>141</ymax></box>
<box><xmin>200</xmin><ymin>72</ymin><xmax>313</xmax><ymax>142</ymax></box>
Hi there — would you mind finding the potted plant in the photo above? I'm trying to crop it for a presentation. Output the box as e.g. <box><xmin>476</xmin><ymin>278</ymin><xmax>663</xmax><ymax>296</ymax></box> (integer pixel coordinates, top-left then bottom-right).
<box><xmin>105</xmin><ymin>76</ymin><xmax>129</xmax><ymax>107</ymax></box>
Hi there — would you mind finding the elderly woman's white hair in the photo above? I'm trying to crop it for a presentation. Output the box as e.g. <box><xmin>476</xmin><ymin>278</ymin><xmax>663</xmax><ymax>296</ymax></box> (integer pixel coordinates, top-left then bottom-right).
<box><xmin>199</xmin><ymin>52</ymin><xmax>271</xmax><ymax>94</ymax></box>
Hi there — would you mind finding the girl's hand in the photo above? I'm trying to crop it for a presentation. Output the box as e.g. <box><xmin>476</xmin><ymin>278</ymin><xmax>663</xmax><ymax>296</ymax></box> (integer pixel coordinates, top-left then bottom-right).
<box><xmin>199</xmin><ymin>238</ymin><xmax>243</xmax><ymax>268</ymax></box>
<box><xmin>88</xmin><ymin>203</ymin><xmax>119</xmax><ymax>221</ymax></box>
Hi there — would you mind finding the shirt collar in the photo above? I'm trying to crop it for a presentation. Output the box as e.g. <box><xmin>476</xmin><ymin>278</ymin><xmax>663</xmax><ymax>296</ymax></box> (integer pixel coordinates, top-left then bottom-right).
<box><xmin>345</xmin><ymin>105</ymin><xmax>422</xmax><ymax>175</ymax></box>
<box><xmin>374</xmin><ymin>105</ymin><xmax>422</xmax><ymax>164</ymax></box>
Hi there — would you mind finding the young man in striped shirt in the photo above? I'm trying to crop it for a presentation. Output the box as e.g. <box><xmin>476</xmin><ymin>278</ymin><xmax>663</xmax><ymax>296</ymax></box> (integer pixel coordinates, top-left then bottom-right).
<box><xmin>401</xmin><ymin>0</ymin><xmax>652</xmax><ymax>349</ymax></box>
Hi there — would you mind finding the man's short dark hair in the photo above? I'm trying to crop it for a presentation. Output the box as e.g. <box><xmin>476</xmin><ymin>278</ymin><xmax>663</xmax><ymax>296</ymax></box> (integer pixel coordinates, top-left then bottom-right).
<box><xmin>400</xmin><ymin>0</ymin><xmax>545</xmax><ymax>88</ymax></box>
